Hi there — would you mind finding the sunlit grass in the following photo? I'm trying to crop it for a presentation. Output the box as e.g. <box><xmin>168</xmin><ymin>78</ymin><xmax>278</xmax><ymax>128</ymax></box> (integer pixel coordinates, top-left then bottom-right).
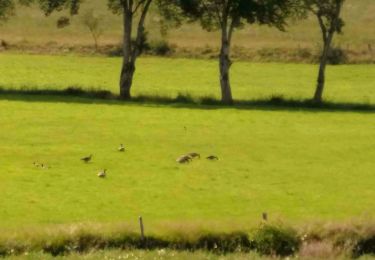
<box><xmin>0</xmin><ymin>53</ymin><xmax>374</xmax><ymax>231</ymax></box>
<box><xmin>0</xmin><ymin>53</ymin><xmax>374</xmax><ymax>103</ymax></box>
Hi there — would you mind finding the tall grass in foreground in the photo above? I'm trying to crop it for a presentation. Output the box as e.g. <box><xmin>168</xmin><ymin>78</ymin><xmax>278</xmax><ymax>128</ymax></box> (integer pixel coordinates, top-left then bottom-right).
<box><xmin>1</xmin><ymin>222</ymin><xmax>375</xmax><ymax>258</ymax></box>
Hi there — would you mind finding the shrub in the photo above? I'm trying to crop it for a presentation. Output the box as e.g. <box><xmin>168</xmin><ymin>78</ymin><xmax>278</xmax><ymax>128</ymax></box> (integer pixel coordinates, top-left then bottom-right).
<box><xmin>269</xmin><ymin>95</ymin><xmax>285</xmax><ymax>104</ymax></box>
<box><xmin>200</xmin><ymin>96</ymin><xmax>220</xmax><ymax>105</ymax></box>
<box><xmin>175</xmin><ymin>93</ymin><xmax>194</xmax><ymax>103</ymax></box>
<box><xmin>148</xmin><ymin>40</ymin><xmax>174</xmax><ymax>56</ymax></box>
<box><xmin>56</xmin><ymin>16</ymin><xmax>70</xmax><ymax>29</ymax></box>
<box><xmin>352</xmin><ymin>235</ymin><xmax>375</xmax><ymax>258</ymax></box>
<box><xmin>295</xmin><ymin>48</ymin><xmax>313</xmax><ymax>60</ymax></box>
<box><xmin>195</xmin><ymin>232</ymin><xmax>253</xmax><ymax>253</ymax></box>
<box><xmin>252</xmin><ymin>224</ymin><xmax>301</xmax><ymax>257</ymax></box>
<box><xmin>0</xmin><ymin>39</ymin><xmax>9</xmax><ymax>49</ymax></box>
<box><xmin>327</xmin><ymin>47</ymin><xmax>348</xmax><ymax>65</ymax></box>
<box><xmin>314</xmin><ymin>46</ymin><xmax>348</xmax><ymax>65</ymax></box>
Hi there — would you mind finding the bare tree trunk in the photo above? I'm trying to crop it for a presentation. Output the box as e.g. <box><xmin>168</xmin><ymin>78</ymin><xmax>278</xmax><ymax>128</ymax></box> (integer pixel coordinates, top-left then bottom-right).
<box><xmin>119</xmin><ymin>0</ymin><xmax>152</xmax><ymax>100</ymax></box>
<box><xmin>120</xmin><ymin>7</ymin><xmax>134</xmax><ymax>99</ymax></box>
<box><xmin>314</xmin><ymin>41</ymin><xmax>330</xmax><ymax>103</ymax></box>
<box><xmin>219</xmin><ymin>21</ymin><xmax>233</xmax><ymax>104</ymax></box>
<box><xmin>313</xmin><ymin>2</ymin><xmax>343</xmax><ymax>103</ymax></box>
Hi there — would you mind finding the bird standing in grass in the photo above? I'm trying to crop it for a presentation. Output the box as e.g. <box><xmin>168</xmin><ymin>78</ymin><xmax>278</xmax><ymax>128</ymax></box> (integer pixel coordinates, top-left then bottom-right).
<box><xmin>33</xmin><ymin>162</ymin><xmax>40</xmax><ymax>167</ymax></box>
<box><xmin>176</xmin><ymin>155</ymin><xmax>192</xmax><ymax>164</ymax></box>
<box><xmin>97</xmin><ymin>169</ymin><xmax>107</xmax><ymax>178</ymax></box>
<box><xmin>81</xmin><ymin>154</ymin><xmax>93</xmax><ymax>163</ymax></box>
<box><xmin>187</xmin><ymin>152</ymin><xmax>200</xmax><ymax>159</ymax></box>
<box><xmin>206</xmin><ymin>155</ymin><xmax>219</xmax><ymax>161</ymax></box>
<box><xmin>118</xmin><ymin>144</ymin><xmax>125</xmax><ymax>152</ymax></box>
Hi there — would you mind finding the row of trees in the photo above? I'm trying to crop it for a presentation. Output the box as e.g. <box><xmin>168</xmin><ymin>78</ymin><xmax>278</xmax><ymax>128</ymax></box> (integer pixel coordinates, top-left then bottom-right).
<box><xmin>0</xmin><ymin>0</ymin><xmax>346</xmax><ymax>104</ymax></box>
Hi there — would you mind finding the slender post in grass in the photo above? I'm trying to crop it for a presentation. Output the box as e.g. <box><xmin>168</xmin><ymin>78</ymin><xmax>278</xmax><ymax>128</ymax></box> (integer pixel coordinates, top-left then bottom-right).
<box><xmin>139</xmin><ymin>216</ymin><xmax>145</xmax><ymax>241</ymax></box>
<box><xmin>262</xmin><ymin>212</ymin><xmax>268</xmax><ymax>221</ymax></box>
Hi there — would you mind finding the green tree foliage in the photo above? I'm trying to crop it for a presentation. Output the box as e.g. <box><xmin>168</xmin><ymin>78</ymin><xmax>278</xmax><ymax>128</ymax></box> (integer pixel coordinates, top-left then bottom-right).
<box><xmin>81</xmin><ymin>9</ymin><xmax>103</xmax><ymax>51</ymax></box>
<box><xmin>0</xmin><ymin>0</ymin><xmax>15</xmax><ymax>22</ymax></box>
<box><xmin>163</xmin><ymin>0</ymin><xmax>305</xmax><ymax>104</ymax></box>
<box><xmin>305</xmin><ymin>0</ymin><xmax>345</xmax><ymax>103</ymax></box>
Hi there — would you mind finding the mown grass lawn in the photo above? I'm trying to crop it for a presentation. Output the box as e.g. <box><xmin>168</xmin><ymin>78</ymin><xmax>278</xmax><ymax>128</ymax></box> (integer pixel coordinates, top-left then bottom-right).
<box><xmin>0</xmin><ymin>54</ymin><xmax>374</xmax><ymax>230</ymax></box>
<box><xmin>0</xmin><ymin>53</ymin><xmax>375</xmax><ymax>103</ymax></box>
<box><xmin>1</xmin><ymin>97</ymin><xmax>375</xmax><ymax>229</ymax></box>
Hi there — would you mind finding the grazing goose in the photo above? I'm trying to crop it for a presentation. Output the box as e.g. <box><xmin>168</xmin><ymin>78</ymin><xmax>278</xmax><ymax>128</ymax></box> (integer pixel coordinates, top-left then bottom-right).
<box><xmin>97</xmin><ymin>169</ymin><xmax>107</xmax><ymax>178</ymax></box>
<box><xmin>187</xmin><ymin>152</ymin><xmax>200</xmax><ymax>159</ymax></box>
<box><xmin>206</xmin><ymin>155</ymin><xmax>219</xmax><ymax>161</ymax></box>
<box><xmin>81</xmin><ymin>154</ymin><xmax>93</xmax><ymax>163</ymax></box>
<box><xmin>118</xmin><ymin>144</ymin><xmax>125</xmax><ymax>152</ymax></box>
<box><xmin>176</xmin><ymin>155</ymin><xmax>192</xmax><ymax>164</ymax></box>
<box><xmin>33</xmin><ymin>162</ymin><xmax>40</xmax><ymax>167</ymax></box>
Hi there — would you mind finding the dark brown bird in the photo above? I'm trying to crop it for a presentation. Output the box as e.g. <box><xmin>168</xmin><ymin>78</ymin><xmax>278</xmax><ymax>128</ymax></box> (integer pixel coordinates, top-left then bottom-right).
<box><xmin>206</xmin><ymin>155</ymin><xmax>219</xmax><ymax>161</ymax></box>
<box><xmin>187</xmin><ymin>152</ymin><xmax>200</xmax><ymax>159</ymax></box>
<box><xmin>81</xmin><ymin>154</ymin><xmax>93</xmax><ymax>163</ymax></box>
<box><xmin>33</xmin><ymin>162</ymin><xmax>40</xmax><ymax>167</ymax></box>
<box><xmin>118</xmin><ymin>144</ymin><xmax>125</xmax><ymax>152</ymax></box>
<box><xmin>176</xmin><ymin>155</ymin><xmax>192</xmax><ymax>164</ymax></box>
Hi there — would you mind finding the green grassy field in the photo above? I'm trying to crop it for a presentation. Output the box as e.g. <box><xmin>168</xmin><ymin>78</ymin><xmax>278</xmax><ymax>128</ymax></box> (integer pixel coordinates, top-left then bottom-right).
<box><xmin>0</xmin><ymin>54</ymin><xmax>375</xmax><ymax>231</ymax></box>
<box><xmin>1</xmin><ymin>53</ymin><xmax>375</xmax><ymax>103</ymax></box>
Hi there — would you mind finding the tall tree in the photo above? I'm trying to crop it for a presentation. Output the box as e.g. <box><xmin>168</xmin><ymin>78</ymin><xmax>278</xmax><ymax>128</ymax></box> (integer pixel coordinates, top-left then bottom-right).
<box><xmin>164</xmin><ymin>0</ymin><xmax>303</xmax><ymax>104</ymax></box>
<box><xmin>108</xmin><ymin>0</ymin><xmax>152</xmax><ymax>99</ymax></box>
<box><xmin>306</xmin><ymin>0</ymin><xmax>345</xmax><ymax>103</ymax></box>
<box><xmin>5</xmin><ymin>0</ymin><xmax>153</xmax><ymax>99</ymax></box>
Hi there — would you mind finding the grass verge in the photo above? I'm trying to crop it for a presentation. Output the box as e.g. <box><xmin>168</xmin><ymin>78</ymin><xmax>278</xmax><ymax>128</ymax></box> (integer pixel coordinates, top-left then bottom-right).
<box><xmin>1</xmin><ymin>222</ymin><xmax>375</xmax><ymax>258</ymax></box>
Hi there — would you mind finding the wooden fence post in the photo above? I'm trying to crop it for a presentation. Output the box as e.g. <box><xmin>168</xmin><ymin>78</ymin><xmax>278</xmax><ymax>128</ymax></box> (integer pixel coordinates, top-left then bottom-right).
<box><xmin>139</xmin><ymin>216</ymin><xmax>145</xmax><ymax>241</ymax></box>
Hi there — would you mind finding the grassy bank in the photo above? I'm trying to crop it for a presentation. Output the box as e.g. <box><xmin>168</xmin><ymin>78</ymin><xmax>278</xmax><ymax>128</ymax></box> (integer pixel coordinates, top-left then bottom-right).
<box><xmin>1</xmin><ymin>222</ymin><xmax>375</xmax><ymax>259</ymax></box>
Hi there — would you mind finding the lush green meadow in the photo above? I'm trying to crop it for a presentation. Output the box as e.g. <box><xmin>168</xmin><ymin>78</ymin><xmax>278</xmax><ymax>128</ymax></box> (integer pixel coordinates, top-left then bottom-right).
<box><xmin>0</xmin><ymin>54</ymin><xmax>375</xmax><ymax>231</ymax></box>
<box><xmin>1</xmin><ymin>53</ymin><xmax>375</xmax><ymax>103</ymax></box>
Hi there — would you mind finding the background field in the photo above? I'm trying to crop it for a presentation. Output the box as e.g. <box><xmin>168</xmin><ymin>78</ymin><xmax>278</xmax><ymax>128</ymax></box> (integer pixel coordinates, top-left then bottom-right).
<box><xmin>0</xmin><ymin>0</ymin><xmax>374</xmax><ymax>62</ymax></box>
<box><xmin>0</xmin><ymin>54</ymin><xmax>374</xmax><ymax>230</ymax></box>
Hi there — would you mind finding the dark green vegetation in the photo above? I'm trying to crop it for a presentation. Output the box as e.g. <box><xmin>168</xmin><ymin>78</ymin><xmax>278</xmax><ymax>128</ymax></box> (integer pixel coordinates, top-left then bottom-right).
<box><xmin>1</xmin><ymin>222</ymin><xmax>375</xmax><ymax>258</ymax></box>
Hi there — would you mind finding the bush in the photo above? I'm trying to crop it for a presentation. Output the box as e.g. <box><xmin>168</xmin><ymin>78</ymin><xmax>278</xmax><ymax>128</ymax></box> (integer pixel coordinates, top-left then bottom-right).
<box><xmin>327</xmin><ymin>47</ymin><xmax>348</xmax><ymax>65</ymax></box>
<box><xmin>195</xmin><ymin>232</ymin><xmax>253</xmax><ymax>253</ymax></box>
<box><xmin>56</xmin><ymin>16</ymin><xmax>70</xmax><ymax>29</ymax></box>
<box><xmin>269</xmin><ymin>95</ymin><xmax>285</xmax><ymax>104</ymax></box>
<box><xmin>352</xmin><ymin>235</ymin><xmax>375</xmax><ymax>258</ymax></box>
<box><xmin>295</xmin><ymin>48</ymin><xmax>313</xmax><ymax>60</ymax></box>
<box><xmin>314</xmin><ymin>46</ymin><xmax>348</xmax><ymax>65</ymax></box>
<box><xmin>175</xmin><ymin>92</ymin><xmax>194</xmax><ymax>103</ymax></box>
<box><xmin>148</xmin><ymin>40</ymin><xmax>174</xmax><ymax>56</ymax></box>
<box><xmin>107</xmin><ymin>44</ymin><xmax>123</xmax><ymax>57</ymax></box>
<box><xmin>0</xmin><ymin>39</ymin><xmax>9</xmax><ymax>49</ymax></box>
<box><xmin>252</xmin><ymin>224</ymin><xmax>301</xmax><ymax>257</ymax></box>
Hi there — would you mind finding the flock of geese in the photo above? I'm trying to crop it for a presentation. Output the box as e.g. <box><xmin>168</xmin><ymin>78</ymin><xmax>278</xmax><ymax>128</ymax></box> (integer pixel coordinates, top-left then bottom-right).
<box><xmin>176</xmin><ymin>152</ymin><xmax>219</xmax><ymax>163</ymax></box>
<box><xmin>34</xmin><ymin>143</ymin><xmax>218</xmax><ymax>179</ymax></box>
<box><xmin>79</xmin><ymin>144</ymin><xmax>126</xmax><ymax>178</ymax></box>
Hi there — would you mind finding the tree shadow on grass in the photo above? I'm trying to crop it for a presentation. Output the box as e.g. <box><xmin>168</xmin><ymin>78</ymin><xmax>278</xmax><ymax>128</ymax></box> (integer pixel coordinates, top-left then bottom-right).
<box><xmin>0</xmin><ymin>86</ymin><xmax>374</xmax><ymax>113</ymax></box>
